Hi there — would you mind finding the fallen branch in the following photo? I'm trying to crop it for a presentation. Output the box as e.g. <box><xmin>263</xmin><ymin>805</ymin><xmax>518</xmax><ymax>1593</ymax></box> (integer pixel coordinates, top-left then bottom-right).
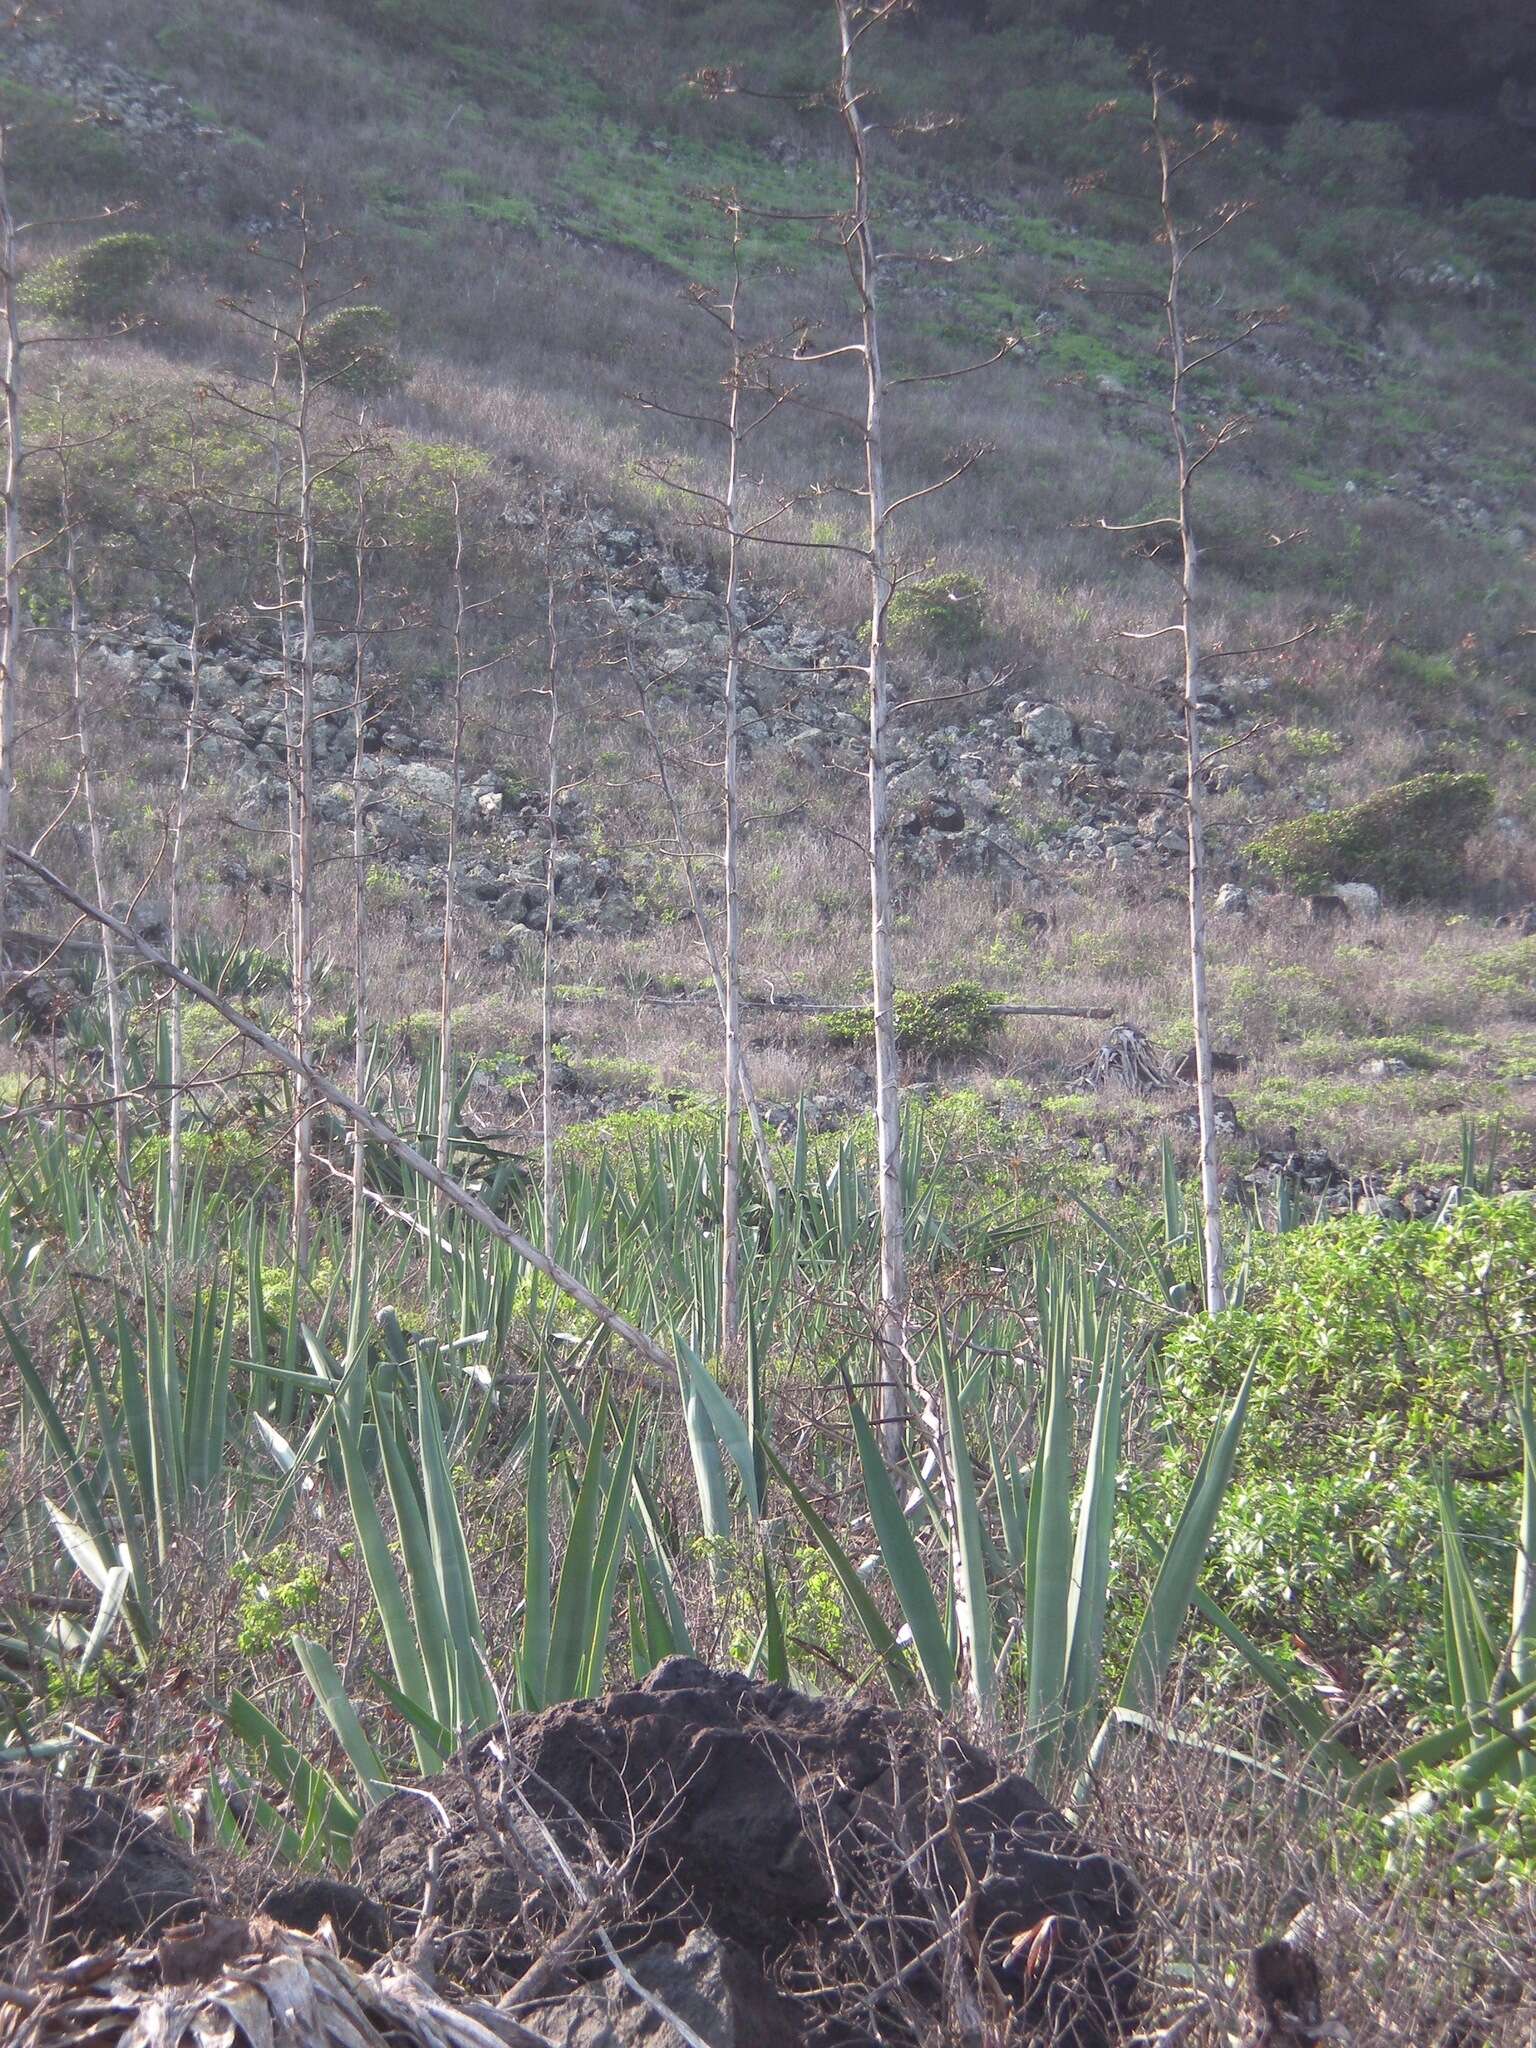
<box><xmin>626</xmin><ymin>989</ymin><xmax>1114</xmax><ymax>1022</ymax></box>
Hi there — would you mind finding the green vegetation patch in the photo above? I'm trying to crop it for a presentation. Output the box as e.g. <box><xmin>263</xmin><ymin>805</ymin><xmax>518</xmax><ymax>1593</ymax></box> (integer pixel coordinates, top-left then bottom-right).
<box><xmin>1156</xmin><ymin>1196</ymin><xmax>1536</xmax><ymax>1717</ymax></box>
<box><xmin>883</xmin><ymin>572</ymin><xmax>986</xmax><ymax>657</ymax></box>
<box><xmin>825</xmin><ymin>982</ymin><xmax>999</xmax><ymax>1064</ymax></box>
<box><xmin>23</xmin><ymin>233</ymin><xmax>168</xmax><ymax>323</ymax></box>
<box><xmin>303</xmin><ymin>304</ymin><xmax>407</xmax><ymax>397</ymax></box>
<box><xmin>1244</xmin><ymin>773</ymin><xmax>1494</xmax><ymax>898</ymax></box>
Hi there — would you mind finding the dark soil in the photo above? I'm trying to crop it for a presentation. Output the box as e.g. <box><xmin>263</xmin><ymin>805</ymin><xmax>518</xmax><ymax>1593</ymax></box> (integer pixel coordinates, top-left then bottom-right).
<box><xmin>0</xmin><ymin>1769</ymin><xmax>209</xmax><ymax>1951</ymax></box>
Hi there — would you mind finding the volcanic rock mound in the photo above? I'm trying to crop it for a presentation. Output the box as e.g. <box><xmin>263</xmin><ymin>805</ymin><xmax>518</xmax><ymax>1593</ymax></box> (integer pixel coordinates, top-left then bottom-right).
<box><xmin>0</xmin><ymin>1769</ymin><xmax>209</xmax><ymax>1949</ymax></box>
<box><xmin>352</xmin><ymin>1658</ymin><xmax>1141</xmax><ymax>2046</ymax></box>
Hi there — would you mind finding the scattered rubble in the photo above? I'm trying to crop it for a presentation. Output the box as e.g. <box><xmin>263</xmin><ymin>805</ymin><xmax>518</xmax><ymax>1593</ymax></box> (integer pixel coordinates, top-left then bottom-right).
<box><xmin>0</xmin><ymin>37</ymin><xmax>222</xmax><ymax>144</ymax></box>
<box><xmin>96</xmin><ymin>620</ymin><xmax>640</xmax><ymax>940</ymax></box>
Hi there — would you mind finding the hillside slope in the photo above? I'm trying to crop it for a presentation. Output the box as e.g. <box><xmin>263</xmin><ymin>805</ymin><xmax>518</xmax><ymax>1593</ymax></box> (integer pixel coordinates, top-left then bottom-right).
<box><xmin>4</xmin><ymin>0</ymin><xmax>1535</xmax><ymax>1192</ymax></box>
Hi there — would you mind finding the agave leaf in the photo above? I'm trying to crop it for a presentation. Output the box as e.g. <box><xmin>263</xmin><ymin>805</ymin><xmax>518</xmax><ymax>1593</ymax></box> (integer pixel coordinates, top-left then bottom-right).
<box><xmin>367</xmin><ymin>1671</ymin><xmax>457</xmax><ymax>1762</ymax></box>
<box><xmin>1438</xmin><ymin>1467</ymin><xmax>1498</xmax><ymax>1725</ymax></box>
<box><xmin>292</xmin><ymin>1636</ymin><xmax>388</xmax><ymax>1807</ymax></box>
<box><xmin>1383</xmin><ymin>1677</ymin><xmax>1536</xmax><ymax>1824</ymax></box>
<box><xmin>226</xmin><ymin>1689</ymin><xmax>359</xmax><ymax>1867</ymax></box>
<box><xmin>674</xmin><ymin>1344</ymin><xmax>731</xmax><ymax>1549</ymax></box>
<box><xmin>1512</xmin><ymin>1371</ymin><xmax>1536</xmax><ymax>1779</ymax></box>
<box><xmin>319</xmin><ymin>1327</ymin><xmax>441</xmax><ymax>1770</ymax></box>
<box><xmin>520</xmin><ymin>1370</ymin><xmax>552</xmax><ymax>1710</ymax></box>
<box><xmin>547</xmin><ymin>1390</ymin><xmax>613</xmax><ymax>1704</ymax></box>
<box><xmin>372</xmin><ymin>1380</ymin><xmax>458</xmax><ymax>1734</ymax></box>
<box><xmin>45</xmin><ymin>1501</ymin><xmax>119</xmax><ymax>1598</ymax></box>
<box><xmin>1024</xmin><ymin>1257</ymin><xmax>1074</xmax><ymax>1751</ymax></box>
<box><xmin>1055</xmin><ymin>1338</ymin><xmax>1126</xmax><ymax>1783</ymax></box>
<box><xmin>578</xmin><ymin>1401</ymin><xmax>642</xmax><ymax>1697</ymax></box>
<box><xmin>413</xmin><ymin>1354</ymin><xmax>496</xmax><ymax>1732</ymax></box>
<box><xmin>1343</xmin><ymin>1671</ymin><xmax>1536</xmax><ymax>1810</ymax></box>
<box><xmin>766</xmin><ymin>1445</ymin><xmax>915</xmax><ymax>1701</ymax></box>
<box><xmin>1115</xmin><ymin>1354</ymin><xmax>1255</xmax><ymax>1726</ymax></box>
<box><xmin>847</xmin><ymin>1390</ymin><xmax>953</xmax><ymax>1711</ymax></box>
<box><xmin>1192</xmin><ymin>1588</ymin><xmax>1361</xmax><ymax>1776</ymax></box>
<box><xmin>761</xmin><ymin>1551</ymin><xmax>790</xmax><ymax>1687</ymax></box>
<box><xmin>78</xmin><ymin>1563</ymin><xmax>132</xmax><ymax>1676</ymax></box>
<box><xmin>938</xmin><ymin>1337</ymin><xmax>994</xmax><ymax>1714</ymax></box>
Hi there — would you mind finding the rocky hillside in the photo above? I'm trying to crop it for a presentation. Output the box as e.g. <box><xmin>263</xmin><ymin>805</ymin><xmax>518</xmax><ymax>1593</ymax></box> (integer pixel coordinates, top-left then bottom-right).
<box><xmin>4</xmin><ymin>0</ymin><xmax>1535</xmax><ymax>1194</ymax></box>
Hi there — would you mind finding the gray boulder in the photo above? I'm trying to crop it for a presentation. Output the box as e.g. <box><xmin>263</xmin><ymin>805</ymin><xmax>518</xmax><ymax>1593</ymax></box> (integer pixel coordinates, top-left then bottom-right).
<box><xmin>1016</xmin><ymin>700</ymin><xmax>1076</xmax><ymax>753</ymax></box>
<box><xmin>534</xmin><ymin>1928</ymin><xmax>798</xmax><ymax>2048</ymax></box>
<box><xmin>1330</xmin><ymin>882</ymin><xmax>1382</xmax><ymax>919</ymax></box>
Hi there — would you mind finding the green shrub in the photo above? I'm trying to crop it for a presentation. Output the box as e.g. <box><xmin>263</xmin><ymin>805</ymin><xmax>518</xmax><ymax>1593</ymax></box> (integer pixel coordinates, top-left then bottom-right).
<box><xmin>1280</xmin><ymin>107</ymin><xmax>1411</xmax><ymax>209</ymax></box>
<box><xmin>1154</xmin><ymin>1196</ymin><xmax>1536</xmax><ymax>1718</ymax></box>
<box><xmin>0</xmin><ymin>81</ymin><xmax>136</xmax><ymax>200</ymax></box>
<box><xmin>883</xmin><ymin>572</ymin><xmax>986</xmax><ymax>657</ymax></box>
<box><xmin>1457</xmin><ymin>195</ymin><xmax>1536</xmax><ymax>283</ymax></box>
<box><xmin>1470</xmin><ymin>939</ymin><xmax>1536</xmax><ymax>1017</ymax></box>
<box><xmin>317</xmin><ymin>0</ymin><xmax>494</xmax><ymax>50</ymax></box>
<box><xmin>305</xmin><ymin>304</ymin><xmax>406</xmax><ymax>397</ymax></box>
<box><xmin>22</xmin><ymin>232</ymin><xmax>167</xmax><ymax>322</ymax></box>
<box><xmin>1295</xmin><ymin>207</ymin><xmax>1457</xmax><ymax>300</ymax></box>
<box><xmin>825</xmin><ymin>982</ymin><xmax>998</xmax><ymax>1063</ymax></box>
<box><xmin>1244</xmin><ymin>772</ymin><xmax>1494</xmax><ymax>898</ymax></box>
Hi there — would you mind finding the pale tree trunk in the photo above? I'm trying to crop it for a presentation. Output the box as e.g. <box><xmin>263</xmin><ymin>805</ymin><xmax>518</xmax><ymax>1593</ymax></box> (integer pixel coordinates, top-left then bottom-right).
<box><xmin>719</xmin><ymin>229</ymin><xmax>747</xmax><ymax>1341</ymax></box>
<box><xmin>631</xmin><ymin>673</ymin><xmax>779</xmax><ymax>1225</ymax></box>
<box><xmin>290</xmin><ymin>246</ymin><xmax>318</xmax><ymax>1270</ymax></box>
<box><xmin>0</xmin><ymin>127</ymin><xmax>21</xmax><ymax>957</ymax></box>
<box><xmin>1155</xmin><ymin>87</ymin><xmax>1227</xmax><ymax>1312</ymax></box>
<box><xmin>59</xmin><ymin>488</ymin><xmax>130</xmax><ymax>1195</ymax></box>
<box><xmin>349</xmin><ymin>440</ymin><xmax>372</xmax><ymax>1278</ymax></box>
<box><xmin>540</xmin><ymin>513</ymin><xmax>560</xmax><ymax>1259</ymax></box>
<box><xmin>435</xmin><ymin>479</ymin><xmax>469</xmax><ymax>1213</ymax></box>
<box><xmin>835</xmin><ymin>0</ymin><xmax>908</xmax><ymax>1456</ymax></box>
<box><xmin>167</xmin><ymin>461</ymin><xmax>206</xmax><ymax>1238</ymax></box>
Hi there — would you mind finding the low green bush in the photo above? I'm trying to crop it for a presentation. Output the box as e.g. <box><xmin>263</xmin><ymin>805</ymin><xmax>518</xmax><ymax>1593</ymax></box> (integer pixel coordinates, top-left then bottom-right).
<box><xmin>882</xmin><ymin>572</ymin><xmax>986</xmax><ymax>658</ymax></box>
<box><xmin>825</xmin><ymin>981</ymin><xmax>998</xmax><ymax>1063</ymax></box>
<box><xmin>305</xmin><ymin>304</ymin><xmax>406</xmax><ymax>397</ymax></box>
<box><xmin>1153</xmin><ymin>1196</ymin><xmax>1536</xmax><ymax>1718</ymax></box>
<box><xmin>23</xmin><ymin>232</ymin><xmax>167</xmax><ymax>322</ymax></box>
<box><xmin>1280</xmin><ymin>107</ymin><xmax>1411</xmax><ymax>209</ymax></box>
<box><xmin>1457</xmin><ymin>195</ymin><xmax>1536</xmax><ymax>283</ymax></box>
<box><xmin>1470</xmin><ymin>939</ymin><xmax>1536</xmax><ymax>1017</ymax></box>
<box><xmin>1244</xmin><ymin>772</ymin><xmax>1494</xmax><ymax>898</ymax></box>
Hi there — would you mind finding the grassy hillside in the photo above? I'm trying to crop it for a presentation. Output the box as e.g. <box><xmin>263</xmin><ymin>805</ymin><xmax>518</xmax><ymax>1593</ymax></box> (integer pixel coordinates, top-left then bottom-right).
<box><xmin>3</xmin><ymin>0</ymin><xmax>1534</xmax><ymax>1189</ymax></box>
<box><xmin>2</xmin><ymin>8</ymin><xmax>1536</xmax><ymax>2039</ymax></box>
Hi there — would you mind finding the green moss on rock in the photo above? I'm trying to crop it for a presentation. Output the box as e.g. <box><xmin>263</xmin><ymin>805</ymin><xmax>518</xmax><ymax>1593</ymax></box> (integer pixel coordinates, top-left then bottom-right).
<box><xmin>883</xmin><ymin>572</ymin><xmax>986</xmax><ymax>657</ymax></box>
<box><xmin>1244</xmin><ymin>772</ymin><xmax>1494</xmax><ymax>898</ymax></box>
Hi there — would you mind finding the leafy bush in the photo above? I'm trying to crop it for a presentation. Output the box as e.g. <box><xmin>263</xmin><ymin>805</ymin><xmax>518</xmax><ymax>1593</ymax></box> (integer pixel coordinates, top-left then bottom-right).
<box><xmin>0</xmin><ymin>81</ymin><xmax>136</xmax><ymax>201</ymax></box>
<box><xmin>305</xmin><ymin>304</ymin><xmax>406</xmax><ymax>397</ymax></box>
<box><xmin>1295</xmin><ymin>207</ymin><xmax>1467</xmax><ymax>302</ymax></box>
<box><xmin>22</xmin><ymin>232</ymin><xmax>167</xmax><ymax>322</ymax></box>
<box><xmin>1457</xmin><ymin>195</ymin><xmax>1536</xmax><ymax>283</ymax></box>
<box><xmin>1280</xmin><ymin>107</ymin><xmax>1411</xmax><ymax>208</ymax></box>
<box><xmin>318</xmin><ymin>0</ymin><xmax>494</xmax><ymax>50</ymax></box>
<box><xmin>1155</xmin><ymin>1196</ymin><xmax>1536</xmax><ymax>1715</ymax></box>
<box><xmin>1244</xmin><ymin>772</ymin><xmax>1494</xmax><ymax>898</ymax></box>
<box><xmin>1470</xmin><ymin>939</ymin><xmax>1536</xmax><ymax>1017</ymax></box>
<box><xmin>883</xmin><ymin>572</ymin><xmax>986</xmax><ymax>658</ymax></box>
<box><xmin>825</xmin><ymin>982</ymin><xmax>998</xmax><ymax>1062</ymax></box>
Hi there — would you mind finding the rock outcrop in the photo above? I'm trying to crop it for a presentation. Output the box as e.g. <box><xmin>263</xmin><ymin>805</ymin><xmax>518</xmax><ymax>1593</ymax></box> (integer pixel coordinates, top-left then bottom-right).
<box><xmin>352</xmin><ymin>1658</ymin><xmax>1142</xmax><ymax>2046</ymax></box>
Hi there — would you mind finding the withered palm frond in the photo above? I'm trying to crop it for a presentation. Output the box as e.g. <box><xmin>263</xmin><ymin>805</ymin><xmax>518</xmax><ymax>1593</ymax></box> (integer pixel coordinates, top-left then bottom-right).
<box><xmin>1</xmin><ymin>1915</ymin><xmax>551</xmax><ymax>2048</ymax></box>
